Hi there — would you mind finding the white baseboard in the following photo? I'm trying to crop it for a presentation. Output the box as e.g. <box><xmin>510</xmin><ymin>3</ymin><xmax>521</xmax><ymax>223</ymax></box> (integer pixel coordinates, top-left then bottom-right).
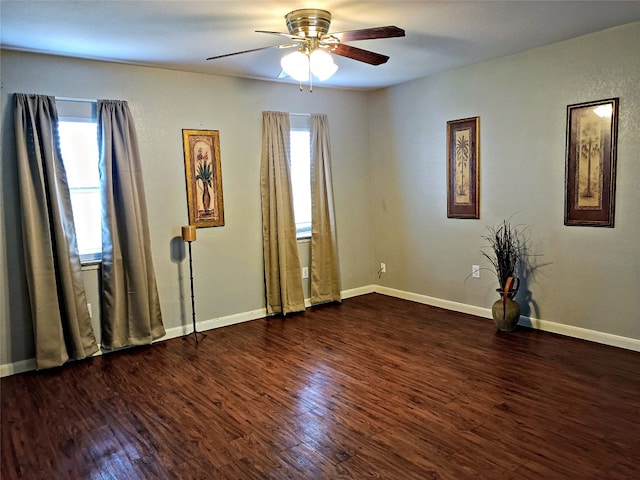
<box><xmin>0</xmin><ymin>358</ymin><xmax>36</xmax><ymax>378</ymax></box>
<box><xmin>519</xmin><ymin>316</ymin><xmax>640</xmax><ymax>352</ymax></box>
<box><xmin>374</xmin><ymin>285</ymin><xmax>492</xmax><ymax>319</ymax></box>
<box><xmin>162</xmin><ymin>307</ymin><xmax>268</xmax><ymax>341</ymax></box>
<box><xmin>372</xmin><ymin>284</ymin><xmax>640</xmax><ymax>353</ymax></box>
<box><xmin>341</xmin><ymin>285</ymin><xmax>376</xmax><ymax>299</ymax></box>
<box><xmin>3</xmin><ymin>285</ymin><xmax>638</xmax><ymax>377</ymax></box>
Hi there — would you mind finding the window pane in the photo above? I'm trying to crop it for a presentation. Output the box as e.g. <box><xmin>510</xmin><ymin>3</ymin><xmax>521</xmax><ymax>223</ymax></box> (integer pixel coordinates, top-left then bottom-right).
<box><xmin>290</xmin><ymin>130</ymin><xmax>311</xmax><ymax>237</ymax></box>
<box><xmin>69</xmin><ymin>189</ymin><xmax>102</xmax><ymax>256</ymax></box>
<box><xmin>58</xmin><ymin>122</ymin><xmax>99</xmax><ymax>187</ymax></box>
<box><xmin>58</xmin><ymin>119</ymin><xmax>101</xmax><ymax>259</ymax></box>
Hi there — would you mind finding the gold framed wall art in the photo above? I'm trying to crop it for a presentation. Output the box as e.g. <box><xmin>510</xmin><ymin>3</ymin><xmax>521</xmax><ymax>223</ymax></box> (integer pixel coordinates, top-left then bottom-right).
<box><xmin>182</xmin><ymin>129</ymin><xmax>225</xmax><ymax>227</ymax></box>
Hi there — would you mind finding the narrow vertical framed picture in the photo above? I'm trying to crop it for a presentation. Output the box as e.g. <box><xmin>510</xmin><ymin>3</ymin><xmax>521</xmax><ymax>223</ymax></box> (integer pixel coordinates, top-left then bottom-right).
<box><xmin>564</xmin><ymin>98</ymin><xmax>619</xmax><ymax>227</ymax></box>
<box><xmin>447</xmin><ymin>116</ymin><xmax>480</xmax><ymax>218</ymax></box>
<box><xmin>182</xmin><ymin>129</ymin><xmax>225</xmax><ymax>227</ymax></box>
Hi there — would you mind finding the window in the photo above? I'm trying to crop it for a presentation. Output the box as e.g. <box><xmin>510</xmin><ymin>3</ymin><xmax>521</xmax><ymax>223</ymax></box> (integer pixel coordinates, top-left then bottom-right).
<box><xmin>290</xmin><ymin>114</ymin><xmax>311</xmax><ymax>238</ymax></box>
<box><xmin>57</xmin><ymin>100</ymin><xmax>101</xmax><ymax>262</ymax></box>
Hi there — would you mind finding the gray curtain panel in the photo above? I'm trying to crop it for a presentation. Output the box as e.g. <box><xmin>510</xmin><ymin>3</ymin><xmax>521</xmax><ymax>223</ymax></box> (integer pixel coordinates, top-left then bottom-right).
<box><xmin>98</xmin><ymin>100</ymin><xmax>165</xmax><ymax>349</ymax></box>
<box><xmin>13</xmin><ymin>93</ymin><xmax>99</xmax><ymax>370</ymax></box>
<box><xmin>310</xmin><ymin>114</ymin><xmax>342</xmax><ymax>304</ymax></box>
<box><xmin>260</xmin><ymin>111</ymin><xmax>305</xmax><ymax>315</ymax></box>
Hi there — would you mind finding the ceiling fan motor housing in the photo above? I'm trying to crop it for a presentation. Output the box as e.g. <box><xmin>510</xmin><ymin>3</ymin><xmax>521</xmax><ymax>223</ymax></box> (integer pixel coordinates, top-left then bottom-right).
<box><xmin>285</xmin><ymin>9</ymin><xmax>332</xmax><ymax>38</ymax></box>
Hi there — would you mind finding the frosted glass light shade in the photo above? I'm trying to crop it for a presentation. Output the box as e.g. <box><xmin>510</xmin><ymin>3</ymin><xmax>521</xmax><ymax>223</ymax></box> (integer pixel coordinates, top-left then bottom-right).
<box><xmin>281</xmin><ymin>51</ymin><xmax>309</xmax><ymax>81</ymax></box>
<box><xmin>281</xmin><ymin>49</ymin><xmax>338</xmax><ymax>82</ymax></box>
<box><xmin>309</xmin><ymin>49</ymin><xmax>338</xmax><ymax>81</ymax></box>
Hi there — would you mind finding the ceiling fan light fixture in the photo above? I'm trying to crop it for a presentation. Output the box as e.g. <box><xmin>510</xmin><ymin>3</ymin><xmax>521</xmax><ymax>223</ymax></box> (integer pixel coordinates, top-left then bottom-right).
<box><xmin>207</xmin><ymin>8</ymin><xmax>404</xmax><ymax>91</ymax></box>
<box><xmin>281</xmin><ymin>48</ymin><xmax>338</xmax><ymax>83</ymax></box>
<box><xmin>310</xmin><ymin>49</ymin><xmax>338</xmax><ymax>81</ymax></box>
<box><xmin>280</xmin><ymin>50</ymin><xmax>309</xmax><ymax>81</ymax></box>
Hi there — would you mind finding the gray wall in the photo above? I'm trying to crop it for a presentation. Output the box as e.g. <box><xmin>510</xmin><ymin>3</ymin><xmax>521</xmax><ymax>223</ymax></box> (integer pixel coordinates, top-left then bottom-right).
<box><xmin>369</xmin><ymin>22</ymin><xmax>640</xmax><ymax>340</ymax></box>
<box><xmin>0</xmin><ymin>51</ymin><xmax>374</xmax><ymax>365</ymax></box>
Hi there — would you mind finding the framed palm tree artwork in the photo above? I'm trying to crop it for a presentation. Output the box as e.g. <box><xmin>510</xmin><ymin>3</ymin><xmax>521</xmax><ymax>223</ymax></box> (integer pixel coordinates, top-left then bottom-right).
<box><xmin>447</xmin><ymin>116</ymin><xmax>479</xmax><ymax>218</ymax></box>
<box><xmin>182</xmin><ymin>129</ymin><xmax>225</xmax><ymax>227</ymax></box>
<box><xmin>564</xmin><ymin>98</ymin><xmax>618</xmax><ymax>227</ymax></box>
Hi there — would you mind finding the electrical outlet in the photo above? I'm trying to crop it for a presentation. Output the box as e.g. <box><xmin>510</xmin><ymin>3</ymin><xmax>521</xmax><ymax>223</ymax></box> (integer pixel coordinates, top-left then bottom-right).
<box><xmin>380</xmin><ymin>263</ymin><xmax>386</xmax><ymax>273</ymax></box>
<box><xmin>472</xmin><ymin>265</ymin><xmax>480</xmax><ymax>278</ymax></box>
<box><xmin>302</xmin><ymin>267</ymin><xmax>309</xmax><ymax>279</ymax></box>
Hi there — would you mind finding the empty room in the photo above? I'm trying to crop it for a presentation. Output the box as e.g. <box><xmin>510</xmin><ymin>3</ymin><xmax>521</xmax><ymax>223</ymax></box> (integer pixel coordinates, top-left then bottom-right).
<box><xmin>1</xmin><ymin>1</ymin><xmax>639</xmax><ymax>478</ymax></box>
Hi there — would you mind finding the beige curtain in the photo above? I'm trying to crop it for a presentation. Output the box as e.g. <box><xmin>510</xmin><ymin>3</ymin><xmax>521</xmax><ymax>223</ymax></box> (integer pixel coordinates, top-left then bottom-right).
<box><xmin>13</xmin><ymin>93</ymin><xmax>98</xmax><ymax>369</ymax></box>
<box><xmin>310</xmin><ymin>114</ymin><xmax>342</xmax><ymax>304</ymax></box>
<box><xmin>98</xmin><ymin>100</ymin><xmax>165</xmax><ymax>349</ymax></box>
<box><xmin>260</xmin><ymin>111</ymin><xmax>305</xmax><ymax>314</ymax></box>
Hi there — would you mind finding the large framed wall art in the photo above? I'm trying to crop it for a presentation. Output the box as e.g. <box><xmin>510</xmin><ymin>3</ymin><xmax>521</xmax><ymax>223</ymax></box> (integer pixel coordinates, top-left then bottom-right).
<box><xmin>564</xmin><ymin>98</ymin><xmax>618</xmax><ymax>227</ymax></box>
<box><xmin>447</xmin><ymin>116</ymin><xmax>480</xmax><ymax>219</ymax></box>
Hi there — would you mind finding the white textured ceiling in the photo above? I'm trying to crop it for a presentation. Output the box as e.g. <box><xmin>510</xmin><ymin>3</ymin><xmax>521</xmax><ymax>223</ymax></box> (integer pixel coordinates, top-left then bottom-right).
<box><xmin>2</xmin><ymin>1</ymin><xmax>640</xmax><ymax>90</ymax></box>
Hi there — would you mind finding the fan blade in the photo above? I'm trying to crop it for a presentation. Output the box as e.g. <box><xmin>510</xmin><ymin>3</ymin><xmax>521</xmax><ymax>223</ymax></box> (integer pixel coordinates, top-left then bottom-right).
<box><xmin>331</xmin><ymin>26</ymin><xmax>405</xmax><ymax>42</ymax></box>
<box><xmin>256</xmin><ymin>30</ymin><xmax>304</xmax><ymax>41</ymax></box>
<box><xmin>207</xmin><ymin>43</ymin><xmax>296</xmax><ymax>61</ymax></box>
<box><xmin>331</xmin><ymin>44</ymin><xmax>389</xmax><ymax>65</ymax></box>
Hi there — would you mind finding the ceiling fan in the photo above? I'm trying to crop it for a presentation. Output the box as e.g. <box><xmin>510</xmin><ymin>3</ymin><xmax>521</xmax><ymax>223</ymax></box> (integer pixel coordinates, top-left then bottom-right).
<box><xmin>206</xmin><ymin>9</ymin><xmax>405</xmax><ymax>89</ymax></box>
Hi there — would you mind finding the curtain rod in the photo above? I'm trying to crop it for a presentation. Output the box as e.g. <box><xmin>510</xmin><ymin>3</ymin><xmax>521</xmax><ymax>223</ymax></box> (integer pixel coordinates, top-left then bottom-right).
<box><xmin>55</xmin><ymin>96</ymin><xmax>96</xmax><ymax>102</ymax></box>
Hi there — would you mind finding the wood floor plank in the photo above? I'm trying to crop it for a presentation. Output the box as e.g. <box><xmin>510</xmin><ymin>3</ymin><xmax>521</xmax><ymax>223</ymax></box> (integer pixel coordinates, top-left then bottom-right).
<box><xmin>2</xmin><ymin>293</ymin><xmax>640</xmax><ymax>479</ymax></box>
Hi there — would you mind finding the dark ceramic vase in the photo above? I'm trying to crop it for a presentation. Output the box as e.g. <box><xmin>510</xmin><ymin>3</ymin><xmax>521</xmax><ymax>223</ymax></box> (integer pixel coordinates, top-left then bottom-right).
<box><xmin>491</xmin><ymin>277</ymin><xmax>521</xmax><ymax>331</ymax></box>
<box><xmin>492</xmin><ymin>296</ymin><xmax>521</xmax><ymax>331</ymax></box>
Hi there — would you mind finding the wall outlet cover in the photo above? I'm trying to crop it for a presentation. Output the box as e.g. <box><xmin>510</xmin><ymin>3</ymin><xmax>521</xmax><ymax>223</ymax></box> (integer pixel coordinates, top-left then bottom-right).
<box><xmin>472</xmin><ymin>265</ymin><xmax>480</xmax><ymax>278</ymax></box>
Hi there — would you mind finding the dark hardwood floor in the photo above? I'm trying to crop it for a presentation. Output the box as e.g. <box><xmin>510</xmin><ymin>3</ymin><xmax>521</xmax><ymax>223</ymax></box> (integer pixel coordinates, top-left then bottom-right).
<box><xmin>2</xmin><ymin>293</ymin><xmax>640</xmax><ymax>479</ymax></box>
